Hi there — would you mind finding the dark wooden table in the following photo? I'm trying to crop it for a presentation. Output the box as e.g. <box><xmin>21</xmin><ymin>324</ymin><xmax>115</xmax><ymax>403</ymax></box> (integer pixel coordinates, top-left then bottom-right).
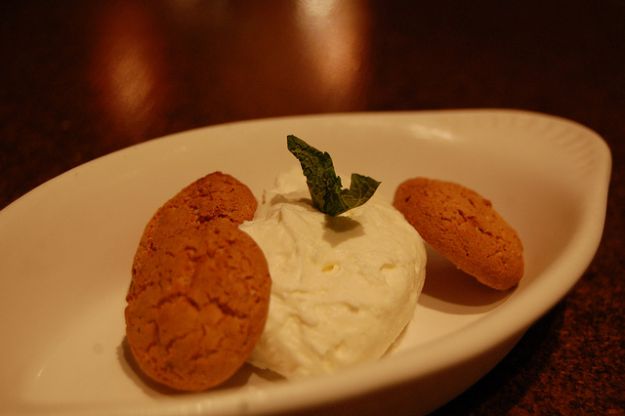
<box><xmin>2</xmin><ymin>1</ymin><xmax>624</xmax><ymax>414</ymax></box>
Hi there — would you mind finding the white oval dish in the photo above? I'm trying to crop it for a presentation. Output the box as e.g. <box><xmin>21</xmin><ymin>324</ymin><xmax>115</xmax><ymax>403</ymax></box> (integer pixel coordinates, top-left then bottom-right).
<box><xmin>0</xmin><ymin>110</ymin><xmax>611</xmax><ymax>415</ymax></box>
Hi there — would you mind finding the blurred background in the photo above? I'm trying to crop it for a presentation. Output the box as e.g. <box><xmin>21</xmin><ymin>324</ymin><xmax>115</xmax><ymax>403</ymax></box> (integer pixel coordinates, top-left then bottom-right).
<box><xmin>1</xmin><ymin>1</ymin><xmax>624</xmax><ymax>414</ymax></box>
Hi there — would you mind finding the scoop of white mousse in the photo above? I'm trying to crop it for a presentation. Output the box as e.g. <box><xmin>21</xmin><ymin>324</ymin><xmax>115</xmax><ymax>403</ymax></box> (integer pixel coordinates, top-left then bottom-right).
<box><xmin>240</xmin><ymin>170</ymin><xmax>426</xmax><ymax>378</ymax></box>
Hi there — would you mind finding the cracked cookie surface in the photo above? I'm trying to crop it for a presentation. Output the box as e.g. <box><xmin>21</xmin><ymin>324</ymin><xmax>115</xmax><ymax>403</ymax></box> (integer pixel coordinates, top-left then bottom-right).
<box><xmin>125</xmin><ymin>172</ymin><xmax>270</xmax><ymax>391</ymax></box>
<box><xmin>393</xmin><ymin>177</ymin><xmax>523</xmax><ymax>290</ymax></box>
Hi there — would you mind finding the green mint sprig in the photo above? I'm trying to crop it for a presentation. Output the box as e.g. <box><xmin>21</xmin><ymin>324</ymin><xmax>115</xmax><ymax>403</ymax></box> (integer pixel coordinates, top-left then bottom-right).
<box><xmin>287</xmin><ymin>135</ymin><xmax>380</xmax><ymax>216</ymax></box>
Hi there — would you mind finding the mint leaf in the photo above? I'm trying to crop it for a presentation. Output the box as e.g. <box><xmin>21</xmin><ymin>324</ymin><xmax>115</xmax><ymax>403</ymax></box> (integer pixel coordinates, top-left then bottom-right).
<box><xmin>287</xmin><ymin>135</ymin><xmax>380</xmax><ymax>216</ymax></box>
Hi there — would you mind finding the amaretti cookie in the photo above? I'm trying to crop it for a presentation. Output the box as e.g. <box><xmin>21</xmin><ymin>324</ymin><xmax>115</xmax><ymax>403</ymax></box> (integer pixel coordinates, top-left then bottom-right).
<box><xmin>163</xmin><ymin>171</ymin><xmax>257</xmax><ymax>226</ymax></box>
<box><xmin>125</xmin><ymin>172</ymin><xmax>271</xmax><ymax>391</ymax></box>
<box><xmin>394</xmin><ymin>177</ymin><xmax>524</xmax><ymax>291</ymax></box>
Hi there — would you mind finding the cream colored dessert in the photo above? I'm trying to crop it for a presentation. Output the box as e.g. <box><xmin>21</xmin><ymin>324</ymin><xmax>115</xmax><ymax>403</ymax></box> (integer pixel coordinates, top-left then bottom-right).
<box><xmin>240</xmin><ymin>170</ymin><xmax>427</xmax><ymax>378</ymax></box>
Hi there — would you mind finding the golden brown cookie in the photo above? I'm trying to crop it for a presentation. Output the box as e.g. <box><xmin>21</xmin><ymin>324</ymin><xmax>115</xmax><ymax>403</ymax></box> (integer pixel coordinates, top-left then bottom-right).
<box><xmin>394</xmin><ymin>177</ymin><xmax>524</xmax><ymax>291</ymax></box>
<box><xmin>127</xmin><ymin>172</ymin><xmax>259</xmax><ymax>318</ymax></box>
<box><xmin>165</xmin><ymin>171</ymin><xmax>257</xmax><ymax>226</ymax></box>
<box><xmin>125</xmin><ymin>173</ymin><xmax>270</xmax><ymax>391</ymax></box>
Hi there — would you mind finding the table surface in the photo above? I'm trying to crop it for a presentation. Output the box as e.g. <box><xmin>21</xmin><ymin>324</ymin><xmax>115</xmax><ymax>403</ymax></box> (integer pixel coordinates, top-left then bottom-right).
<box><xmin>2</xmin><ymin>1</ymin><xmax>624</xmax><ymax>414</ymax></box>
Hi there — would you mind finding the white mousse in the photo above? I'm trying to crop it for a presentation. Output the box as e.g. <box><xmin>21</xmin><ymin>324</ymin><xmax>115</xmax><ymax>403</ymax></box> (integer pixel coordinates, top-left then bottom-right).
<box><xmin>240</xmin><ymin>170</ymin><xmax>426</xmax><ymax>378</ymax></box>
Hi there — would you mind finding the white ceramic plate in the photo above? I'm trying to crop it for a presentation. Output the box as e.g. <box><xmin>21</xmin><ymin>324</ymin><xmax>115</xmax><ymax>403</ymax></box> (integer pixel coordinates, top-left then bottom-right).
<box><xmin>0</xmin><ymin>110</ymin><xmax>611</xmax><ymax>415</ymax></box>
